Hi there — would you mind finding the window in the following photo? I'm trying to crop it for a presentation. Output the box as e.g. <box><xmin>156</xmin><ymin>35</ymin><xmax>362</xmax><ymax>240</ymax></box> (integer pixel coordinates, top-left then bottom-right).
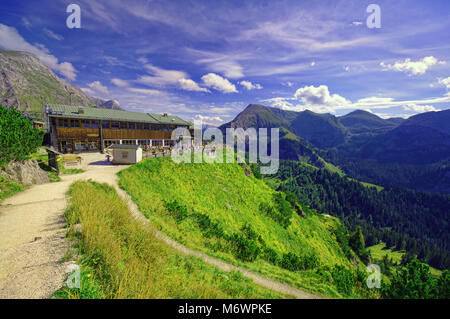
<box><xmin>91</xmin><ymin>120</ymin><xmax>99</xmax><ymax>129</ymax></box>
<box><xmin>111</xmin><ymin>121</ymin><xmax>119</xmax><ymax>129</ymax></box>
<box><xmin>120</xmin><ymin>122</ymin><xmax>127</xmax><ymax>129</ymax></box>
<box><xmin>82</xmin><ymin>120</ymin><xmax>90</xmax><ymax>128</ymax></box>
<box><xmin>143</xmin><ymin>123</ymin><xmax>149</xmax><ymax>130</ymax></box>
<box><xmin>58</xmin><ymin>119</ymin><xmax>69</xmax><ymax>128</ymax></box>
<box><xmin>102</xmin><ymin>121</ymin><xmax>110</xmax><ymax>129</ymax></box>
<box><xmin>136</xmin><ymin>123</ymin><xmax>143</xmax><ymax>130</ymax></box>
<box><xmin>129</xmin><ymin>122</ymin><xmax>135</xmax><ymax>129</ymax></box>
<box><xmin>70</xmin><ymin>119</ymin><xmax>80</xmax><ymax>128</ymax></box>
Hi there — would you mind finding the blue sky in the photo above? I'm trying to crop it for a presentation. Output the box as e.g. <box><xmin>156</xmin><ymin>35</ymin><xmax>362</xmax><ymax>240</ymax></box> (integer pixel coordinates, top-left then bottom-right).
<box><xmin>1</xmin><ymin>0</ymin><xmax>449</xmax><ymax>125</ymax></box>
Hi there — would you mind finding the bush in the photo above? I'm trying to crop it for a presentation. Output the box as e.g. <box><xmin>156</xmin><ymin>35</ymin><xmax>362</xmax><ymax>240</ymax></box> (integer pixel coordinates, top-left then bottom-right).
<box><xmin>230</xmin><ymin>233</ymin><xmax>261</xmax><ymax>262</ymax></box>
<box><xmin>382</xmin><ymin>259</ymin><xmax>437</xmax><ymax>299</ymax></box>
<box><xmin>192</xmin><ymin>213</ymin><xmax>224</xmax><ymax>238</ymax></box>
<box><xmin>259</xmin><ymin>192</ymin><xmax>293</xmax><ymax>228</ymax></box>
<box><xmin>280</xmin><ymin>252</ymin><xmax>302</xmax><ymax>271</ymax></box>
<box><xmin>331</xmin><ymin>265</ymin><xmax>355</xmax><ymax>295</ymax></box>
<box><xmin>0</xmin><ymin>105</ymin><xmax>44</xmax><ymax>167</ymax></box>
<box><xmin>163</xmin><ymin>200</ymin><xmax>189</xmax><ymax>222</ymax></box>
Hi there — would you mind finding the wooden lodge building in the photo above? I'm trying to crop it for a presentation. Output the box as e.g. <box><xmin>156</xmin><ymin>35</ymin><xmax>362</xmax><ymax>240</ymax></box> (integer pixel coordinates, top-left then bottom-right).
<box><xmin>44</xmin><ymin>104</ymin><xmax>192</xmax><ymax>153</ymax></box>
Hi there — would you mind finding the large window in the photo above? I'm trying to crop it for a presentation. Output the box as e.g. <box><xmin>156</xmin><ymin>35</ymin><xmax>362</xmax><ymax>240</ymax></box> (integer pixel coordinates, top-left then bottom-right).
<box><xmin>143</xmin><ymin>123</ymin><xmax>149</xmax><ymax>130</ymax></box>
<box><xmin>129</xmin><ymin>122</ymin><xmax>136</xmax><ymax>129</ymax></box>
<box><xmin>91</xmin><ymin>120</ymin><xmax>99</xmax><ymax>129</ymax></box>
<box><xmin>120</xmin><ymin>122</ymin><xmax>128</xmax><ymax>129</ymax></box>
<box><xmin>102</xmin><ymin>121</ymin><xmax>110</xmax><ymax>129</ymax></box>
<box><xmin>136</xmin><ymin>123</ymin><xmax>143</xmax><ymax>130</ymax></box>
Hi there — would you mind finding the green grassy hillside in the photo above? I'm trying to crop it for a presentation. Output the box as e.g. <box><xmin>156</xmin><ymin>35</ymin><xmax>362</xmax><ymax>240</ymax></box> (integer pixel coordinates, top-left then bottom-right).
<box><xmin>118</xmin><ymin>158</ymin><xmax>375</xmax><ymax>298</ymax></box>
<box><xmin>55</xmin><ymin>180</ymin><xmax>283</xmax><ymax>299</ymax></box>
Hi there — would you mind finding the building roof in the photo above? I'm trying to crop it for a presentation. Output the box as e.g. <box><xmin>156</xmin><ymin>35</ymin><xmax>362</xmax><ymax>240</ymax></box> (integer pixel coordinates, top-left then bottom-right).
<box><xmin>46</xmin><ymin>104</ymin><xmax>191</xmax><ymax>126</ymax></box>
<box><xmin>108</xmin><ymin>144</ymin><xmax>141</xmax><ymax>150</ymax></box>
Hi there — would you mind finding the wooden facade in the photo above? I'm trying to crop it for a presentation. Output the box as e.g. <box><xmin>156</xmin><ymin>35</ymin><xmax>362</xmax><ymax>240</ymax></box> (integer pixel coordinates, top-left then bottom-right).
<box><xmin>50</xmin><ymin>117</ymin><xmax>187</xmax><ymax>153</ymax></box>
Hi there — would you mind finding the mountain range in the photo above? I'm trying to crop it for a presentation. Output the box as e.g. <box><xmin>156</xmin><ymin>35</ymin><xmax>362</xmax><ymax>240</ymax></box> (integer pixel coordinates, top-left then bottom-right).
<box><xmin>221</xmin><ymin>104</ymin><xmax>450</xmax><ymax>194</ymax></box>
<box><xmin>0</xmin><ymin>50</ymin><xmax>121</xmax><ymax>117</ymax></box>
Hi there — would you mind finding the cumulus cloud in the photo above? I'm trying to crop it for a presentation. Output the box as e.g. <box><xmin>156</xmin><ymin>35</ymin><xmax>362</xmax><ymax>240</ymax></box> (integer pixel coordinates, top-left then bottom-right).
<box><xmin>294</xmin><ymin>85</ymin><xmax>351</xmax><ymax>107</ymax></box>
<box><xmin>380</xmin><ymin>56</ymin><xmax>443</xmax><ymax>75</ymax></box>
<box><xmin>0</xmin><ymin>24</ymin><xmax>77</xmax><ymax>80</ymax></box>
<box><xmin>264</xmin><ymin>84</ymin><xmax>450</xmax><ymax>115</ymax></box>
<box><xmin>239</xmin><ymin>80</ymin><xmax>262</xmax><ymax>90</ymax></box>
<box><xmin>43</xmin><ymin>28</ymin><xmax>64</xmax><ymax>41</ymax></box>
<box><xmin>87</xmin><ymin>81</ymin><xmax>109</xmax><ymax>95</ymax></box>
<box><xmin>177</xmin><ymin>78</ymin><xmax>210</xmax><ymax>92</ymax></box>
<box><xmin>201</xmin><ymin>73</ymin><xmax>238</xmax><ymax>93</ymax></box>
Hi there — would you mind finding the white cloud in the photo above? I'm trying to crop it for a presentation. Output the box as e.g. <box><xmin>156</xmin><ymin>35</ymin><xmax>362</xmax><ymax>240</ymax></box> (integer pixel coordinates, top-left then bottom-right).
<box><xmin>264</xmin><ymin>84</ymin><xmax>450</xmax><ymax>115</ymax></box>
<box><xmin>380</xmin><ymin>56</ymin><xmax>443</xmax><ymax>75</ymax></box>
<box><xmin>402</xmin><ymin>104</ymin><xmax>440</xmax><ymax>113</ymax></box>
<box><xmin>177</xmin><ymin>78</ymin><xmax>209</xmax><ymax>92</ymax></box>
<box><xmin>352</xmin><ymin>21</ymin><xmax>363</xmax><ymax>26</ymax></box>
<box><xmin>201</xmin><ymin>73</ymin><xmax>238</xmax><ymax>93</ymax></box>
<box><xmin>87</xmin><ymin>81</ymin><xmax>109</xmax><ymax>95</ymax></box>
<box><xmin>239</xmin><ymin>80</ymin><xmax>262</xmax><ymax>90</ymax></box>
<box><xmin>0</xmin><ymin>24</ymin><xmax>77</xmax><ymax>80</ymax></box>
<box><xmin>192</xmin><ymin>114</ymin><xmax>224</xmax><ymax>126</ymax></box>
<box><xmin>294</xmin><ymin>85</ymin><xmax>351</xmax><ymax>107</ymax></box>
<box><xmin>43</xmin><ymin>28</ymin><xmax>64</xmax><ymax>41</ymax></box>
<box><xmin>126</xmin><ymin>87</ymin><xmax>165</xmax><ymax>96</ymax></box>
<box><xmin>136</xmin><ymin>63</ymin><xmax>207</xmax><ymax>92</ymax></box>
<box><xmin>311</xmin><ymin>61</ymin><xmax>316</xmax><ymax>67</ymax></box>
<box><xmin>111</xmin><ymin>78</ymin><xmax>129</xmax><ymax>88</ymax></box>
<box><xmin>21</xmin><ymin>17</ymin><xmax>32</xmax><ymax>29</ymax></box>
<box><xmin>138</xmin><ymin>64</ymin><xmax>187</xmax><ymax>86</ymax></box>
<box><xmin>437</xmin><ymin>77</ymin><xmax>450</xmax><ymax>89</ymax></box>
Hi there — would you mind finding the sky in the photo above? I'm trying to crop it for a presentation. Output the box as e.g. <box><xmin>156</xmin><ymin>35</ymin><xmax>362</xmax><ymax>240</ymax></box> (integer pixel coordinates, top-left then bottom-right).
<box><xmin>0</xmin><ymin>0</ymin><xmax>449</xmax><ymax>125</ymax></box>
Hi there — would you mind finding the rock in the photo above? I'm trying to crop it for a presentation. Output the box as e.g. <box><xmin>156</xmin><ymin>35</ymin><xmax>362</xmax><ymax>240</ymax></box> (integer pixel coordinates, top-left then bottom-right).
<box><xmin>0</xmin><ymin>159</ymin><xmax>49</xmax><ymax>185</ymax></box>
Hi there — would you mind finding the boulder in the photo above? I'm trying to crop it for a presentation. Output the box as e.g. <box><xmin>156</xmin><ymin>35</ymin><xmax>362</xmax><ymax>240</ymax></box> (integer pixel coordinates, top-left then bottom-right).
<box><xmin>0</xmin><ymin>159</ymin><xmax>49</xmax><ymax>185</ymax></box>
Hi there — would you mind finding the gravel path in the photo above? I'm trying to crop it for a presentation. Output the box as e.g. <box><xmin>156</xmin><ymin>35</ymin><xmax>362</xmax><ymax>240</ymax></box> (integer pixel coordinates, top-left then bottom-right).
<box><xmin>0</xmin><ymin>153</ymin><xmax>322</xmax><ymax>299</ymax></box>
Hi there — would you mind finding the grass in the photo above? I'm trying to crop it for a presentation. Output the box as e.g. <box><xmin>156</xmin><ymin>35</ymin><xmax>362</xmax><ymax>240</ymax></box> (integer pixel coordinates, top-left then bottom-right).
<box><xmin>0</xmin><ymin>176</ymin><xmax>25</xmax><ymax>203</ymax></box>
<box><xmin>118</xmin><ymin>157</ymin><xmax>375</xmax><ymax>298</ymax></box>
<box><xmin>53</xmin><ymin>180</ymin><xmax>284</xmax><ymax>299</ymax></box>
<box><xmin>368</xmin><ymin>242</ymin><xmax>441</xmax><ymax>276</ymax></box>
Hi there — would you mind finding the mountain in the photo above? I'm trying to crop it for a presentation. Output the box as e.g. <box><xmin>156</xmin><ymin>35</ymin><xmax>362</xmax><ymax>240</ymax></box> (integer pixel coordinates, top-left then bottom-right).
<box><xmin>0</xmin><ymin>50</ymin><xmax>121</xmax><ymax>117</ymax></box>
<box><xmin>0</xmin><ymin>50</ymin><xmax>91</xmax><ymax>115</ymax></box>
<box><xmin>351</xmin><ymin>109</ymin><xmax>450</xmax><ymax>165</ymax></box>
<box><xmin>338</xmin><ymin>110</ymin><xmax>402</xmax><ymax>135</ymax></box>
<box><xmin>222</xmin><ymin>104</ymin><xmax>450</xmax><ymax>193</ymax></box>
<box><xmin>290</xmin><ymin>110</ymin><xmax>348</xmax><ymax>148</ymax></box>
<box><xmin>89</xmin><ymin>97</ymin><xmax>122</xmax><ymax>110</ymax></box>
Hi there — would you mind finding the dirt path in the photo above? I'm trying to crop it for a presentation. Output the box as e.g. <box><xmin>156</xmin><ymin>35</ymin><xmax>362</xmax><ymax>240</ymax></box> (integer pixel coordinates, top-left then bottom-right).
<box><xmin>0</xmin><ymin>154</ymin><xmax>123</xmax><ymax>299</ymax></box>
<box><xmin>0</xmin><ymin>153</ymin><xmax>322</xmax><ymax>299</ymax></box>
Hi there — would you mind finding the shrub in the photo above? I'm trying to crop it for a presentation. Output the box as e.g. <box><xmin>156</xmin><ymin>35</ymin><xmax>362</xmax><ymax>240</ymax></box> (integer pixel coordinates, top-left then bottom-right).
<box><xmin>0</xmin><ymin>105</ymin><xmax>44</xmax><ymax>167</ymax></box>
<box><xmin>163</xmin><ymin>199</ymin><xmax>188</xmax><ymax>222</ymax></box>
<box><xmin>259</xmin><ymin>192</ymin><xmax>293</xmax><ymax>228</ymax></box>
<box><xmin>230</xmin><ymin>233</ymin><xmax>261</xmax><ymax>262</ymax></box>
<box><xmin>192</xmin><ymin>213</ymin><xmax>224</xmax><ymax>238</ymax></box>
<box><xmin>331</xmin><ymin>265</ymin><xmax>355</xmax><ymax>295</ymax></box>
